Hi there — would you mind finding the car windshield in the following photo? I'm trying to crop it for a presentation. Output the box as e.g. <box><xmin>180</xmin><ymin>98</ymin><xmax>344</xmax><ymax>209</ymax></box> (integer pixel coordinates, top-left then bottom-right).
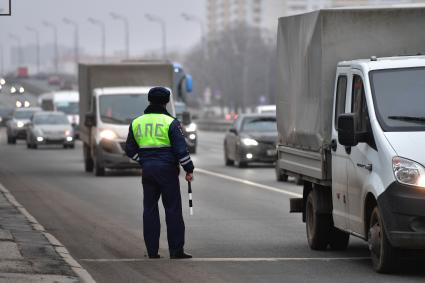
<box><xmin>241</xmin><ymin>117</ymin><xmax>277</xmax><ymax>132</ymax></box>
<box><xmin>370</xmin><ymin>67</ymin><xmax>425</xmax><ymax>131</ymax></box>
<box><xmin>56</xmin><ymin>101</ymin><xmax>79</xmax><ymax>115</ymax></box>
<box><xmin>33</xmin><ymin>114</ymin><xmax>69</xmax><ymax>125</ymax></box>
<box><xmin>14</xmin><ymin>110</ymin><xmax>36</xmax><ymax>119</ymax></box>
<box><xmin>99</xmin><ymin>94</ymin><xmax>149</xmax><ymax>125</ymax></box>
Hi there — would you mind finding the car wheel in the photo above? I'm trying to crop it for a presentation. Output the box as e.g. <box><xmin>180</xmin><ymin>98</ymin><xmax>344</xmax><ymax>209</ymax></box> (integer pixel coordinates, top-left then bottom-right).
<box><xmin>224</xmin><ymin>145</ymin><xmax>234</xmax><ymax>166</ymax></box>
<box><xmin>9</xmin><ymin>136</ymin><xmax>16</xmax><ymax>144</ymax></box>
<box><xmin>305</xmin><ymin>190</ymin><xmax>331</xmax><ymax>250</ymax></box>
<box><xmin>275</xmin><ymin>165</ymin><xmax>288</xmax><ymax>182</ymax></box>
<box><xmin>69</xmin><ymin>144</ymin><xmax>75</xmax><ymax>149</ymax></box>
<box><xmin>63</xmin><ymin>144</ymin><xmax>68</xmax><ymax>149</ymax></box>
<box><xmin>368</xmin><ymin>206</ymin><xmax>399</xmax><ymax>273</ymax></box>
<box><xmin>189</xmin><ymin>146</ymin><xmax>196</xmax><ymax>154</ymax></box>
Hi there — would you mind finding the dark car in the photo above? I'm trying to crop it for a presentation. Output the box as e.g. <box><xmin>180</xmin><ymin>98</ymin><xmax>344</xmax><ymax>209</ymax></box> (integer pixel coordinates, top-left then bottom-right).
<box><xmin>224</xmin><ymin>114</ymin><xmax>277</xmax><ymax>167</ymax></box>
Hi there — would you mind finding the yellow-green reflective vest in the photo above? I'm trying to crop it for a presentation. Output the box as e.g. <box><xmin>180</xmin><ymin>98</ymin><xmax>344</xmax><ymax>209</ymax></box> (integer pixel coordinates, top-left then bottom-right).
<box><xmin>131</xmin><ymin>114</ymin><xmax>174</xmax><ymax>148</ymax></box>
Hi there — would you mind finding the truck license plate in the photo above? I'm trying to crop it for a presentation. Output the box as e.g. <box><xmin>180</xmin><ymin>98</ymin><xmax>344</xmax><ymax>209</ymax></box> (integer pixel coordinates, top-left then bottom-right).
<box><xmin>267</xmin><ymin>149</ymin><xmax>277</xmax><ymax>156</ymax></box>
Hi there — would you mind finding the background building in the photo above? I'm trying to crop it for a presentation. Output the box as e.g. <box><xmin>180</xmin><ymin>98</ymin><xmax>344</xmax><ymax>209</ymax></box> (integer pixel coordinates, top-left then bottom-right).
<box><xmin>207</xmin><ymin>0</ymin><xmax>425</xmax><ymax>36</ymax></box>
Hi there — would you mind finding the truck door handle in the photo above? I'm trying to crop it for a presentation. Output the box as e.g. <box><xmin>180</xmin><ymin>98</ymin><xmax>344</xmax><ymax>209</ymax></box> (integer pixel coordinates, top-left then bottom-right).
<box><xmin>357</xmin><ymin>163</ymin><xmax>372</xmax><ymax>172</ymax></box>
<box><xmin>331</xmin><ymin>139</ymin><xmax>337</xmax><ymax>152</ymax></box>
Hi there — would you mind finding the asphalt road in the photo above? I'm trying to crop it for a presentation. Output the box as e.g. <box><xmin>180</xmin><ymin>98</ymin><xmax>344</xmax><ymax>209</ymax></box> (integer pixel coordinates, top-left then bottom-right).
<box><xmin>0</xmin><ymin>129</ymin><xmax>424</xmax><ymax>282</ymax></box>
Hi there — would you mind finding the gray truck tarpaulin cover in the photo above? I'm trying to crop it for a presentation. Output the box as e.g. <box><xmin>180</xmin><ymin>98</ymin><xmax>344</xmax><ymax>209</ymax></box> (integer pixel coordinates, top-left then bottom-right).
<box><xmin>277</xmin><ymin>6</ymin><xmax>425</xmax><ymax>153</ymax></box>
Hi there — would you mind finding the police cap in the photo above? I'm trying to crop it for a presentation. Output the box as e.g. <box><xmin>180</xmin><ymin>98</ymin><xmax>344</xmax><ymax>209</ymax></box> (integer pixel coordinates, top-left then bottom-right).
<box><xmin>148</xmin><ymin>87</ymin><xmax>170</xmax><ymax>104</ymax></box>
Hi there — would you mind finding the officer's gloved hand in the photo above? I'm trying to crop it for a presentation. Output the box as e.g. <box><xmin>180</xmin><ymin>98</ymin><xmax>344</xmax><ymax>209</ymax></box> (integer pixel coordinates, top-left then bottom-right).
<box><xmin>185</xmin><ymin>173</ymin><xmax>193</xmax><ymax>182</ymax></box>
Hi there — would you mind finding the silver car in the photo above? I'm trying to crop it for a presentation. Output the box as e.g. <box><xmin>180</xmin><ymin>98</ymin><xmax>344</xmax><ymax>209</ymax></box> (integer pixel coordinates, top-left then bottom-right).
<box><xmin>26</xmin><ymin>111</ymin><xmax>75</xmax><ymax>149</ymax></box>
<box><xmin>6</xmin><ymin>107</ymin><xmax>41</xmax><ymax>144</ymax></box>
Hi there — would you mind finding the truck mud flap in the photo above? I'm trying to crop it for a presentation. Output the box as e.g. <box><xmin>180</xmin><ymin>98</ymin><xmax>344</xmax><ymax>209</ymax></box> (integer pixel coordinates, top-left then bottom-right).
<box><xmin>290</xmin><ymin>198</ymin><xmax>303</xmax><ymax>213</ymax></box>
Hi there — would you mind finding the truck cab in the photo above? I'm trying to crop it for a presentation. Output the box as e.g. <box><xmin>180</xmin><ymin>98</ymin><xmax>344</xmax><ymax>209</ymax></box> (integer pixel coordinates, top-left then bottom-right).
<box><xmin>328</xmin><ymin>56</ymin><xmax>425</xmax><ymax>271</ymax></box>
<box><xmin>83</xmin><ymin>87</ymin><xmax>176</xmax><ymax>176</ymax></box>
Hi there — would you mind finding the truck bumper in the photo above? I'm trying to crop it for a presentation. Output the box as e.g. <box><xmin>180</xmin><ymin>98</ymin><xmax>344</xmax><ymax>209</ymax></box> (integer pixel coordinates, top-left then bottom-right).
<box><xmin>99</xmin><ymin>139</ymin><xmax>140</xmax><ymax>169</ymax></box>
<box><xmin>378</xmin><ymin>182</ymin><xmax>425</xmax><ymax>249</ymax></box>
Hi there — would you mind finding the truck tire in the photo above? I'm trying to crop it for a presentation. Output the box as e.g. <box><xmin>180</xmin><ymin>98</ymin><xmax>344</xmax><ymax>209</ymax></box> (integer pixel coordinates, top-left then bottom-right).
<box><xmin>368</xmin><ymin>206</ymin><xmax>399</xmax><ymax>273</ymax></box>
<box><xmin>8</xmin><ymin>136</ymin><xmax>16</xmax><ymax>144</ymax></box>
<box><xmin>329</xmin><ymin>227</ymin><xmax>350</xmax><ymax>250</ymax></box>
<box><xmin>306</xmin><ymin>190</ymin><xmax>331</xmax><ymax>250</ymax></box>
<box><xmin>84</xmin><ymin>144</ymin><xmax>94</xmax><ymax>172</ymax></box>
<box><xmin>93</xmin><ymin>148</ymin><xmax>105</xmax><ymax>176</ymax></box>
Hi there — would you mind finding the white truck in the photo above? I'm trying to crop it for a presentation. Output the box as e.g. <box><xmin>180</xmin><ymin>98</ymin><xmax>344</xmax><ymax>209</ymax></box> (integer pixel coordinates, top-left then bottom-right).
<box><xmin>275</xmin><ymin>7</ymin><xmax>425</xmax><ymax>272</ymax></box>
<box><xmin>79</xmin><ymin>62</ymin><xmax>192</xmax><ymax>176</ymax></box>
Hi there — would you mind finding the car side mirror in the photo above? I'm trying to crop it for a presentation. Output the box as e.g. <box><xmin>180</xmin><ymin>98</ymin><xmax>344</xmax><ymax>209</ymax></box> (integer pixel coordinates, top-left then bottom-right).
<box><xmin>182</xmin><ymin>111</ymin><xmax>191</xmax><ymax>125</ymax></box>
<box><xmin>85</xmin><ymin>112</ymin><xmax>96</xmax><ymax>127</ymax></box>
<box><xmin>229</xmin><ymin>128</ymin><xmax>238</xmax><ymax>135</ymax></box>
<box><xmin>337</xmin><ymin>113</ymin><xmax>358</xmax><ymax>147</ymax></box>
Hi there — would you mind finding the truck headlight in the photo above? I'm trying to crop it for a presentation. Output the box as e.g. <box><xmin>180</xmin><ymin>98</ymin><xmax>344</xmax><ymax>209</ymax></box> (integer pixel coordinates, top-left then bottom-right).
<box><xmin>17</xmin><ymin>121</ymin><xmax>24</xmax><ymax>128</ymax></box>
<box><xmin>241</xmin><ymin>138</ymin><xmax>259</xmax><ymax>146</ymax></box>
<box><xmin>393</xmin><ymin>157</ymin><xmax>425</xmax><ymax>187</ymax></box>
<box><xmin>185</xmin><ymin>123</ymin><xmax>197</xmax><ymax>132</ymax></box>
<box><xmin>99</xmin><ymin>129</ymin><xmax>117</xmax><ymax>140</ymax></box>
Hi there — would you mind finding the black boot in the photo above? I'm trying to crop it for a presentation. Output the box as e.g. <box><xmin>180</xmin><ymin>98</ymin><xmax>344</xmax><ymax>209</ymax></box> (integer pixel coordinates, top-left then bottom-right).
<box><xmin>170</xmin><ymin>250</ymin><xmax>192</xmax><ymax>259</ymax></box>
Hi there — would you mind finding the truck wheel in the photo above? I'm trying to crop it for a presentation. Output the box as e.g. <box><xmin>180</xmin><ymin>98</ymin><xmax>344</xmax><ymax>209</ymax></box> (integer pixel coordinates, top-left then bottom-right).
<box><xmin>306</xmin><ymin>190</ymin><xmax>331</xmax><ymax>250</ymax></box>
<box><xmin>93</xmin><ymin>149</ymin><xmax>105</xmax><ymax>176</ymax></box>
<box><xmin>8</xmin><ymin>136</ymin><xmax>16</xmax><ymax>144</ymax></box>
<box><xmin>368</xmin><ymin>206</ymin><xmax>399</xmax><ymax>273</ymax></box>
<box><xmin>84</xmin><ymin>144</ymin><xmax>94</xmax><ymax>172</ymax></box>
<box><xmin>224</xmin><ymin>147</ymin><xmax>234</xmax><ymax>166</ymax></box>
<box><xmin>329</xmin><ymin>227</ymin><xmax>350</xmax><ymax>250</ymax></box>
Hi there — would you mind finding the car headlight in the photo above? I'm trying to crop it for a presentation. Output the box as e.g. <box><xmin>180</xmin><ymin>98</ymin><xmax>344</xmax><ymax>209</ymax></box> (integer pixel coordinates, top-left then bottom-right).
<box><xmin>185</xmin><ymin>123</ymin><xmax>197</xmax><ymax>132</ymax></box>
<box><xmin>393</xmin><ymin>156</ymin><xmax>425</xmax><ymax>187</ymax></box>
<box><xmin>0</xmin><ymin>78</ymin><xmax>5</xmax><ymax>85</ymax></box>
<box><xmin>10</xmin><ymin>87</ymin><xmax>16</xmax><ymax>94</ymax></box>
<box><xmin>24</xmin><ymin>101</ymin><xmax>30</xmax><ymax>108</ymax></box>
<box><xmin>0</xmin><ymin>117</ymin><xmax>2</xmax><ymax>123</ymax></box>
<box><xmin>241</xmin><ymin>138</ymin><xmax>259</xmax><ymax>146</ymax></box>
<box><xmin>19</xmin><ymin>87</ymin><xmax>25</xmax><ymax>93</ymax></box>
<box><xmin>17</xmin><ymin>121</ymin><xmax>24</xmax><ymax>128</ymax></box>
<box><xmin>99</xmin><ymin>129</ymin><xmax>117</xmax><ymax>140</ymax></box>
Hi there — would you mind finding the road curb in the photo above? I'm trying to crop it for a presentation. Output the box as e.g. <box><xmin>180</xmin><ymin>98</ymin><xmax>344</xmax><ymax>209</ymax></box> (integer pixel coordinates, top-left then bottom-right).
<box><xmin>0</xmin><ymin>183</ymin><xmax>97</xmax><ymax>283</ymax></box>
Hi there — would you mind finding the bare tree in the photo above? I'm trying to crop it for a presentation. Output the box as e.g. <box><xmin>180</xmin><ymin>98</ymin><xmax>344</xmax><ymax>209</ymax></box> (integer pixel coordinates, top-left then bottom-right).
<box><xmin>184</xmin><ymin>24</ymin><xmax>277</xmax><ymax>113</ymax></box>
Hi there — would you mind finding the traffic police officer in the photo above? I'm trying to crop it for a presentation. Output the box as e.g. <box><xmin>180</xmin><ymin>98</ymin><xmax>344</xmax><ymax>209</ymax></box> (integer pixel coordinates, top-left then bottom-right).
<box><xmin>125</xmin><ymin>87</ymin><xmax>194</xmax><ymax>259</ymax></box>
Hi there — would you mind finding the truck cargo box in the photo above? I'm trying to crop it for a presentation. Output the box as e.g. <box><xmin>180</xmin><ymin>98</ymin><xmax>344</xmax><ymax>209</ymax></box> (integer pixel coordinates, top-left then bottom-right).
<box><xmin>277</xmin><ymin>6</ymin><xmax>425</xmax><ymax>181</ymax></box>
<box><xmin>78</xmin><ymin>62</ymin><xmax>174</xmax><ymax>143</ymax></box>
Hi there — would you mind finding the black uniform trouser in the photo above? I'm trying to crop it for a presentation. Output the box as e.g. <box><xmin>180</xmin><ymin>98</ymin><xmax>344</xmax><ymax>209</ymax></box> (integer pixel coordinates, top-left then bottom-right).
<box><xmin>142</xmin><ymin>163</ymin><xmax>185</xmax><ymax>256</ymax></box>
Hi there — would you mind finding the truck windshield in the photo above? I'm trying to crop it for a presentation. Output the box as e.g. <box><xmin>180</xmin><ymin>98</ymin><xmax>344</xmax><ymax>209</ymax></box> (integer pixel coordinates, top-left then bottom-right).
<box><xmin>370</xmin><ymin>67</ymin><xmax>425</xmax><ymax>131</ymax></box>
<box><xmin>241</xmin><ymin>117</ymin><xmax>277</xmax><ymax>132</ymax></box>
<box><xmin>99</xmin><ymin>94</ymin><xmax>149</xmax><ymax>125</ymax></box>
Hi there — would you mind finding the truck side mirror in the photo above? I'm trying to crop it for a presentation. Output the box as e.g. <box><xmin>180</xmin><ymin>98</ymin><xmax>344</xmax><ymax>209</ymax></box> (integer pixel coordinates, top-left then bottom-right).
<box><xmin>229</xmin><ymin>128</ymin><xmax>238</xmax><ymax>135</ymax></box>
<box><xmin>85</xmin><ymin>112</ymin><xmax>96</xmax><ymax>127</ymax></box>
<box><xmin>185</xmin><ymin>75</ymin><xmax>193</xmax><ymax>93</ymax></box>
<box><xmin>337</xmin><ymin>113</ymin><xmax>358</xmax><ymax>147</ymax></box>
<box><xmin>182</xmin><ymin>111</ymin><xmax>191</xmax><ymax>125</ymax></box>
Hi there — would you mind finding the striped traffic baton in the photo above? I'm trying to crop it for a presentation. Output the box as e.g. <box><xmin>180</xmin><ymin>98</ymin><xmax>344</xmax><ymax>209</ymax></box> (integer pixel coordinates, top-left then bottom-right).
<box><xmin>188</xmin><ymin>181</ymin><xmax>193</xmax><ymax>216</ymax></box>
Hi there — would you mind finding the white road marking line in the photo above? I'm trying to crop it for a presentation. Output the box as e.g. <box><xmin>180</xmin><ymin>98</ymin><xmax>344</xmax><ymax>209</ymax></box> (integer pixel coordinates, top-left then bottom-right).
<box><xmin>196</xmin><ymin>168</ymin><xmax>302</xmax><ymax>198</ymax></box>
<box><xmin>80</xmin><ymin>257</ymin><xmax>369</xmax><ymax>263</ymax></box>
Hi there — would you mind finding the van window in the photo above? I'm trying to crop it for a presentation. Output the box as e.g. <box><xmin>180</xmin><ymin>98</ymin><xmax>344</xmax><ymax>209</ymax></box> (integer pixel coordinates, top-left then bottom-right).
<box><xmin>351</xmin><ymin>75</ymin><xmax>369</xmax><ymax>133</ymax></box>
<box><xmin>334</xmin><ymin>75</ymin><xmax>347</xmax><ymax>127</ymax></box>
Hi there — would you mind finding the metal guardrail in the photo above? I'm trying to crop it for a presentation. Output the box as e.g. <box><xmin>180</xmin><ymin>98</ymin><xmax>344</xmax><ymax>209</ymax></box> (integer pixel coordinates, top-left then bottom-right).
<box><xmin>196</xmin><ymin>119</ymin><xmax>232</xmax><ymax>132</ymax></box>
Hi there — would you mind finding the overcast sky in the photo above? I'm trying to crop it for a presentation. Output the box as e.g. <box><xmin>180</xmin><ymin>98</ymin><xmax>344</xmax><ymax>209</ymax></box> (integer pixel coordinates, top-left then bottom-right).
<box><xmin>0</xmin><ymin>0</ymin><xmax>205</xmax><ymax>58</ymax></box>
